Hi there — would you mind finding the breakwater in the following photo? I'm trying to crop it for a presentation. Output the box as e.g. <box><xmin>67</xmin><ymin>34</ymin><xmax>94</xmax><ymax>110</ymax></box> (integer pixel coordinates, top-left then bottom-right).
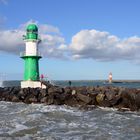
<box><xmin>0</xmin><ymin>84</ymin><xmax>140</xmax><ymax>111</ymax></box>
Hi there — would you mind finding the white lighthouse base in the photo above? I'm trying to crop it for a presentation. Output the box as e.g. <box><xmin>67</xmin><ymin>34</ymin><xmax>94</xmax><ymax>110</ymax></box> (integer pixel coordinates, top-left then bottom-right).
<box><xmin>21</xmin><ymin>81</ymin><xmax>46</xmax><ymax>89</ymax></box>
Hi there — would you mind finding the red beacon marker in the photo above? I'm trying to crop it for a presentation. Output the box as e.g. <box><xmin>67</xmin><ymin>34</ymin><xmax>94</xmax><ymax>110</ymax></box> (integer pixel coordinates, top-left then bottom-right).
<box><xmin>109</xmin><ymin>72</ymin><xmax>112</xmax><ymax>83</ymax></box>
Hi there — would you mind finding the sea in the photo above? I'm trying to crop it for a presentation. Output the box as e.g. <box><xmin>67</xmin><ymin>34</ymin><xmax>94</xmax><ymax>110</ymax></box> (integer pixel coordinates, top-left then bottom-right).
<box><xmin>0</xmin><ymin>80</ymin><xmax>140</xmax><ymax>140</ymax></box>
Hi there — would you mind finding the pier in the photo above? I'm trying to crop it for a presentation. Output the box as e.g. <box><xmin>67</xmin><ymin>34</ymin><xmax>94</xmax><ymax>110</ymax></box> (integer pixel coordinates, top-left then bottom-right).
<box><xmin>0</xmin><ymin>83</ymin><xmax>140</xmax><ymax>111</ymax></box>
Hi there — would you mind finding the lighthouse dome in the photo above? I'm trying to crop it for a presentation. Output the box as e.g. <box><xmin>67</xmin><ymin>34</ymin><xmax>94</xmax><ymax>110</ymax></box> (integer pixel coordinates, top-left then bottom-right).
<box><xmin>26</xmin><ymin>24</ymin><xmax>38</xmax><ymax>40</ymax></box>
<box><xmin>26</xmin><ymin>24</ymin><xmax>38</xmax><ymax>32</ymax></box>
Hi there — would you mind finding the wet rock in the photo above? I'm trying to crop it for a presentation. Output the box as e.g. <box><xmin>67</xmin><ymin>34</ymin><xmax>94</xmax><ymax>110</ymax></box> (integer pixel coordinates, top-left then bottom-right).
<box><xmin>24</xmin><ymin>96</ymin><xmax>38</xmax><ymax>104</ymax></box>
<box><xmin>11</xmin><ymin>95</ymin><xmax>20</xmax><ymax>102</ymax></box>
<box><xmin>64</xmin><ymin>95</ymin><xmax>79</xmax><ymax>106</ymax></box>
<box><xmin>4</xmin><ymin>94</ymin><xmax>10</xmax><ymax>100</ymax></box>
<box><xmin>40</xmin><ymin>97</ymin><xmax>48</xmax><ymax>103</ymax></box>
<box><xmin>95</xmin><ymin>93</ymin><xmax>112</xmax><ymax>107</ymax></box>
<box><xmin>76</xmin><ymin>86</ymin><xmax>87</xmax><ymax>94</ymax></box>
<box><xmin>119</xmin><ymin>89</ymin><xmax>136</xmax><ymax>109</ymax></box>
<box><xmin>99</xmin><ymin>100</ymin><xmax>112</xmax><ymax>107</ymax></box>
<box><xmin>29</xmin><ymin>88</ymin><xmax>40</xmax><ymax>98</ymax></box>
<box><xmin>96</xmin><ymin>93</ymin><xmax>105</xmax><ymax>105</ymax></box>
<box><xmin>48</xmin><ymin>86</ymin><xmax>64</xmax><ymax>94</ymax></box>
<box><xmin>58</xmin><ymin>93</ymin><xmax>68</xmax><ymax>102</ymax></box>
<box><xmin>0</xmin><ymin>87</ymin><xmax>4</xmax><ymax>92</ymax></box>
<box><xmin>46</xmin><ymin>97</ymin><xmax>54</xmax><ymax>105</ymax></box>
<box><xmin>1</xmin><ymin>85</ymin><xmax>140</xmax><ymax>111</ymax></box>
<box><xmin>24</xmin><ymin>88</ymin><xmax>39</xmax><ymax>104</ymax></box>
<box><xmin>37</xmin><ymin>89</ymin><xmax>47</xmax><ymax>102</ymax></box>
<box><xmin>64</xmin><ymin>87</ymin><xmax>72</xmax><ymax>94</ymax></box>
<box><xmin>18</xmin><ymin>89</ymin><xmax>27</xmax><ymax>100</ymax></box>
<box><xmin>53</xmin><ymin>99</ymin><xmax>63</xmax><ymax>105</ymax></box>
<box><xmin>105</xmin><ymin>91</ymin><xmax>116</xmax><ymax>101</ymax></box>
<box><xmin>9</xmin><ymin>87</ymin><xmax>20</xmax><ymax>95</ymax></box>
<box><xmin>135</xmin><ymin>93</ymin><xmax>140</xmax><ymax>110</ymax></box>
<box><xmin>88</xmin><ymin>93</ymin><xmax>98</xmax><ymax>105</ymax></box>
<box><xmin>118</xmin><ymin>88</ymin><xmax>126</xmax><ymax>96</ymax></box>
<box><xmin>52</xmin><ymin>92</ymin><xmax>68</xmax><ymax>105</ymax></box>
<box><xmin>86</xmin><ymin>86</ymin><xmax>95</xmax><ymax>94</ymax></box>
<box><xmin>76</xmin><ymin>93</ymin><xmax>92</xmax><ymax>104</ymax></box>
<box><xmin>99</xmin><ymin>86</ymin><xmax>106</xmax><ymax>93</ymax></box>
<box><xmin>118</xmin><ymin>89</ymin><xmax>140</xmax><ymax>111</ymax></box>
<box><xmin>45</xmin><ymin>91</ymin><xmax>63</xmax><ymax>105</ymax></box>
<box><xmin>110</xmin><ymin>95</ymin><xmax>122</xmax><ymax>106</ymax></box>
<box><xmin>40</xmin><ymin>89</ymin><xmax>47</xmax><ymax>97</ymax></box>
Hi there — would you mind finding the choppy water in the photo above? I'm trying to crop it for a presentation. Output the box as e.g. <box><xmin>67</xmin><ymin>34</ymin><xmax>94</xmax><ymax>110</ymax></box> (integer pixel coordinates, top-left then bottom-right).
<box><xmin>0</xmin><ymin>102</ymin><xmax>140</xmax><ymax>140</ymax></box>
<box><xmin>0</xmin><ymin>80</ymin><xmax>140</xmax><ymax>139</ymax></box>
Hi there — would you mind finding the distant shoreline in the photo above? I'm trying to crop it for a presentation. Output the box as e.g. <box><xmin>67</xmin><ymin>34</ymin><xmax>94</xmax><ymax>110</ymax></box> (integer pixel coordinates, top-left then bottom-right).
<box><xmin>2</xmin><ymin>79</ymin><xmax>140</xmax><ymax>83</ymax></box>
<box><xmin>54</xmin><ymin>80</ymin><xmax>140</xmax><ymax>83</ymax></box>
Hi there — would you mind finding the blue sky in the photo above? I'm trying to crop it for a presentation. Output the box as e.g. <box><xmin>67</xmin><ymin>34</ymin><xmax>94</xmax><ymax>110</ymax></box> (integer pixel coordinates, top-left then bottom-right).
<box><xmin>0</xmin><ymin>0</ymin><xmax>140</xmax><ymax>80</ymax></box>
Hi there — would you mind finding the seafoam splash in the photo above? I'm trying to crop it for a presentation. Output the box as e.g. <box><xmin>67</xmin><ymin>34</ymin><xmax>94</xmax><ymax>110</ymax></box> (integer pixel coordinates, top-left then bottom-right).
<box><xmin>0</xmin><ymin>101</ymin><xmax>140</xmax><ymax>140</ymax></box>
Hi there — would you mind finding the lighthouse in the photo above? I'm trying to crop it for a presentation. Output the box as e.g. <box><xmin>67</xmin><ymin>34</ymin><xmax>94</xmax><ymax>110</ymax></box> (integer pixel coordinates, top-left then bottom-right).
<box><xmin>108</xmin><ymin>72</ymin><xmax>113</xmax><ymax>83</ymax></box>
<box><xmin>21</xmin><ymin>24</ymin><xmax>46</xmax><ymax>88</ymax></box>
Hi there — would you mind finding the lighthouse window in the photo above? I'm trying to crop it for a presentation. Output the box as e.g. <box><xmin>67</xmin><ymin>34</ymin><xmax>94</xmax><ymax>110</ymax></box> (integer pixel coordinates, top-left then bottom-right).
<box><xmin>27</xmin><ymin>29</ymin><xmax>31</xmax><ymax>32</ymax></box>
<box><xmin>27</xmin><ymin>30</ymin><xmax>37</xmax><ymax>34</ymax></box>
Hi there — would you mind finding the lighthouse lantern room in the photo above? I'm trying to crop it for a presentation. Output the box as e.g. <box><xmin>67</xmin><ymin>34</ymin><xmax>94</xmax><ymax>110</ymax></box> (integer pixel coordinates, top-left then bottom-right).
<box><xmin>21</xmin><ymin>24</ymin><xmax>46</xmax><ymax>88</ymax></box>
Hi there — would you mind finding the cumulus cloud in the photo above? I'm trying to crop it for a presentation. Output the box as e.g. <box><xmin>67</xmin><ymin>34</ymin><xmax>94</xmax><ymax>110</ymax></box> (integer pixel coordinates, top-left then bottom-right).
<box><xmin>1</xmin><ymin>20</ymin><xmax>140</xmax><ymax>63</ymax></box>
<box><xmin>69</xmin><ymin>30</ymin><xmax>140</xmax><ymax>62</ymax></box>
<box><xmin>0</xmin><ymin>20</ymin><xmax>67</xmax><ymax>59</ymax></box>
<box><xmin>0</xmin><ymin>30</ymin><xmax>24</xmax><ymax>54</ymax></box>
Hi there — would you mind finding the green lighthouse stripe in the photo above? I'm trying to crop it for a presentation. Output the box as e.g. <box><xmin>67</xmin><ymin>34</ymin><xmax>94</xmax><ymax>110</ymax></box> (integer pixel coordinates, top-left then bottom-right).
<box><xmin>21</xmin><ymin>56</ymin><xmax>41</xmax><ymax>81</ymax></box>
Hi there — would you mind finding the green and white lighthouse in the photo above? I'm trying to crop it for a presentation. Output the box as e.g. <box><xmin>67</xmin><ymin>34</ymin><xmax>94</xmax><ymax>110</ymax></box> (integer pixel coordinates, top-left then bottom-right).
<box><xmin>21</xmin><ymin>24</ymin><xmax>46</xmax><ymax>88</ymax></box>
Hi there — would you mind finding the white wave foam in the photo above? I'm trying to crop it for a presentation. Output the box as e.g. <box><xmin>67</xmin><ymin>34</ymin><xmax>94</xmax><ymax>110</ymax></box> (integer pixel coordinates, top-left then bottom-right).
<box><xmin>98</xmin><ymin>106</ymin><xmax>118</xmax><ymax>112</ymax></box>
<box><xmin>31</xmin><ymin>104</ymin><xmax>83</xmax><ymax>116</ymax></box>
<box><xmin>7</xmin><ymin>123</ymin><xmax>29</xmax><ymax>135</ymax></box>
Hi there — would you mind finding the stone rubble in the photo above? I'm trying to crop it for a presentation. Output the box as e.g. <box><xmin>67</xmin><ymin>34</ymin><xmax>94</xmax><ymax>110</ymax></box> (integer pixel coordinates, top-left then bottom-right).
<box><xmin>0</xmin><ymin>84</ymin><xmax>140</xmax><ymax>111</ymax></box>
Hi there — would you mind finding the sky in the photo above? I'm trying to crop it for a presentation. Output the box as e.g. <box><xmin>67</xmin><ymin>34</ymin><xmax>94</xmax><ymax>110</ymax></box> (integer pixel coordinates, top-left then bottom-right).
<box><xmin>0</xmin><ymin>0</ymin><xmax>140</xmax><ymax>80</ymax></box>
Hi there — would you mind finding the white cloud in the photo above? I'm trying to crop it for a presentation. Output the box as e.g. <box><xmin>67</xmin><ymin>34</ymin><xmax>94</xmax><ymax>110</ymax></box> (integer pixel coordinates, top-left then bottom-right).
<box><xmin>40</xmin><ymin>34</ymin><xmax>66</xmax><ymax>58</ymax></box>
<box><xmin>0</xmin><ymin>20</ymin><xmax>67</xmax><ymax>59</ymax></box>
<box><xmin>39</xmin><ymin>24</ymin><xmax>60</xmax><ymax>34</ymax></box>
<box><xmin>1</xmin><ymin>20</ymin><xmax>140</xmax><ymax>63</ymax></box>
<box><xmin>69</xmin><ymin>29</ymin><xmax>140</xmax><ymax>62</ymax></box>
<box><xmin>0</xmin><ymin>30</ymin><xmax>24</xmax><ymax>54</ymax></box>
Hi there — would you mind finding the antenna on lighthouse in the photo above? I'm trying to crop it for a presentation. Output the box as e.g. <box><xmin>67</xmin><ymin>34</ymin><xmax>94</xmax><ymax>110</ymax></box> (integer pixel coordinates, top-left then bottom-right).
<box><xmin>108</xmin><ymin>72</ymin><xmax>112</xmax><ymax>83</ymax></box>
